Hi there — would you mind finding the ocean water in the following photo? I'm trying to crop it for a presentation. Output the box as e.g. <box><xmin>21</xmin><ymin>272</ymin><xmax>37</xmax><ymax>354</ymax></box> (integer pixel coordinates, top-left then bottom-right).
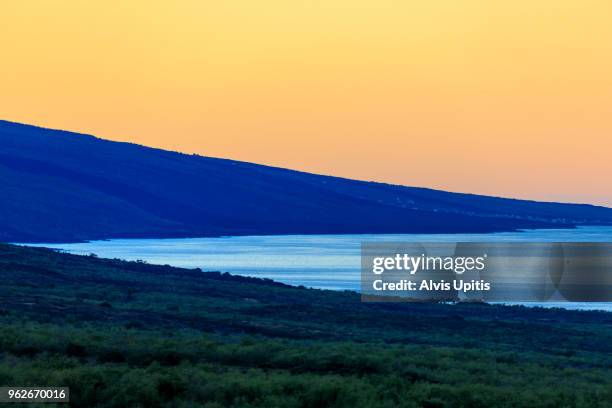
<box><xmin>24</xmin><ymin>226</ymin><xmax>612</xmax><ymax>312</ymax></box>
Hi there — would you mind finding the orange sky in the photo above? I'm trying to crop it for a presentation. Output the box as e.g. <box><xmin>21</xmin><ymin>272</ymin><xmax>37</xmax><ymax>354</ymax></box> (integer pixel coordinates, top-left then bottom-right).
<box><xmin>1</xmin><ymin>1</ymin><xmax>611</xmax><ymax>206</ymax></box>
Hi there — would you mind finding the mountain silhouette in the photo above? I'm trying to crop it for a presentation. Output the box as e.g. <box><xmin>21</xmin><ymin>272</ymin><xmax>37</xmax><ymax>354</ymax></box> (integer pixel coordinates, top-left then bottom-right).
<box><xmin>1</xmin><ymin>120</ymin><xmax>611</xmax><ymax>242</ymax></box>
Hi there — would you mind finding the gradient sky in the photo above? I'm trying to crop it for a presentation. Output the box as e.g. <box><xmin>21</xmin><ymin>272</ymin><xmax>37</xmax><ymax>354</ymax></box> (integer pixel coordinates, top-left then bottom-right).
<box><xmin>2</xmin><ymin>1</ymin><xmax>611</xmax><ymax>206</ymax></box>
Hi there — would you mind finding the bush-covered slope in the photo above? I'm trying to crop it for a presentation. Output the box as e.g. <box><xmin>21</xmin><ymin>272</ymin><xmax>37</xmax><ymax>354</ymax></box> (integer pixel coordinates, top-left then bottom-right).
<box><xmin>0</xmin><ymin>243</ymin><xmax>611</xmax><ymax>407</ymax></box>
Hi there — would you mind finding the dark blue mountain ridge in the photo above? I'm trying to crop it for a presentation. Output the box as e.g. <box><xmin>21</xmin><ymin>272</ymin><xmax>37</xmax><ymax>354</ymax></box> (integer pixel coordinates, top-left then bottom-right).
<box><xmin>1</xmin><ymin>119</ymin><xmax>611</xmax><ymax>243</ymax></box>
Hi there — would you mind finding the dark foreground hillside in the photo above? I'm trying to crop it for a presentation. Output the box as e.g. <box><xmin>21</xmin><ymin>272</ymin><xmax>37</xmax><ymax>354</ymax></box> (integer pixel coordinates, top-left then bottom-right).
<box><xmin>2</xmin><ymin>120</ymin><xmax>612</xmax><ymax>242</ymax></box>
<box><xmin>0</xmin><ymin>243</ymin><xmax>611</xmax><ymax>407</ymax></box>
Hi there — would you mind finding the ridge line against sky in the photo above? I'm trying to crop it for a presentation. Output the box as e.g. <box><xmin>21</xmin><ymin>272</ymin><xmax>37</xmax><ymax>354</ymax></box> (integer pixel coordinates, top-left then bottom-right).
<box><xmin>1</xmin><ymin>1</ymin><xmax>611</xmax><ymax>206</ymax></box>
<box><xmin>2</xmin><ymin>118</ymin><xmax>610</xmax><ymax>210</ymax></box>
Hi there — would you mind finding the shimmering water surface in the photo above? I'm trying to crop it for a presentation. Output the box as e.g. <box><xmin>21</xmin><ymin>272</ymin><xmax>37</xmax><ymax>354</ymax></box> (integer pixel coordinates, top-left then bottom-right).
<box><xmin>25</xmin><ymin>226</ymin><xmax>612</xmax><ymax>311</ymax></box>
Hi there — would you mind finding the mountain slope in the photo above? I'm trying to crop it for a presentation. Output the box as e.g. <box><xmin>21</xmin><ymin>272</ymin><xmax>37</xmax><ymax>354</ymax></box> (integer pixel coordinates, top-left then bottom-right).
<box><xmin>1</xmin><ymin>119</ymin><xmax>611</xmax><ymax>242</ymax></box>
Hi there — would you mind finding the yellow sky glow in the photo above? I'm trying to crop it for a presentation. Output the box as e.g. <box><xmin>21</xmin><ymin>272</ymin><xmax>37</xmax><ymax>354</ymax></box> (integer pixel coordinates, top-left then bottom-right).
<box><xmin>1</xmin><ymin>1</ymin><xmax>611</xmax><ymax>205</ymax></box>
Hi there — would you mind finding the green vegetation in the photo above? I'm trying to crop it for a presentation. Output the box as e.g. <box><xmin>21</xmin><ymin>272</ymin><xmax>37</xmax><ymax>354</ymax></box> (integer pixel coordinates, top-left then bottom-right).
<box><xmin>0</xmin><ymin>243</ymin><xmax>611</xmax><ymax>407</ymax></box>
